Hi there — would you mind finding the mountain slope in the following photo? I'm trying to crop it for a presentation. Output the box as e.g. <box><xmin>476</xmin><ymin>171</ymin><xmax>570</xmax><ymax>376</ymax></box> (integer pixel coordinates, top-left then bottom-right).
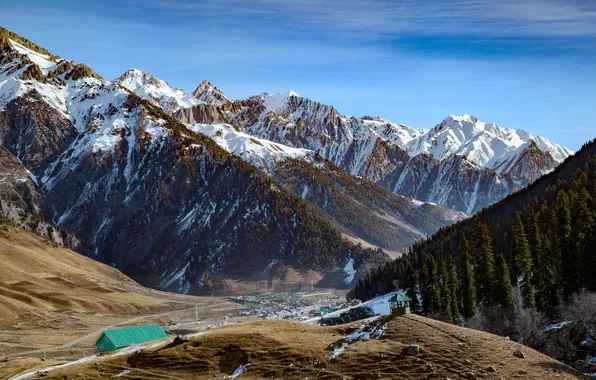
<box><xmin>170</xmin><ymin>90</ymin><xmax>571</xmax><ymax>214</ymax></box>
<box><xmin>180</xmin><ymin>123</ymin><xmax>465</xmax><ymax>254</ymax></box>
<box><xmin>406</xmin><ymin>114</ymin><xmax>571</xmax><ymax>178</ymax></box>
<box><xmin>273</xmin><ymin>157</ymin><xmax>464</xmax><ymax>256</ymax></box>
<box><xmin>0</xmin><ymin>26</ymin><xmax>388</xmax><ymax>294</ymax></box>
<box><xmin>114</xmin><ymin>68</ymin><xmax>200</xmax><ymax>113</ymax></box>
<box><xmin>0</xmin><ymin>221</ymin><xmax>198</xmax><ymax>320</ymax></box>
<box><xmin>409</xmin><ymin>138</ymin><xmax>596</xmax><ymax>269</ymax></box>
<box><xmin>352</xmin><ymin>137</ymin><xmax>596</xmax><ymax>304</ymax></box>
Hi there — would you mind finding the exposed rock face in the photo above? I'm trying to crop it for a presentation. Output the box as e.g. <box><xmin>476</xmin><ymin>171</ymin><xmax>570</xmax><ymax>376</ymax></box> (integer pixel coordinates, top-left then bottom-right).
<box><xmin>172</xmin><ymin>93</ymin><xmax>569</xmax><ymax>214</ymax></box>
<box><xmin>0</xmin><ymin>147</ymin><xmax>46</xmax><ymax>213</ymax></box>
<box><xmin>0</xmin><ymin>90</ymin><xmax>77</xmax><ymax>174</ymax></box>
<box><xmin>0</xmin><ymin>198</ymin><xmax>83</xmax><ymax>251</ymax></box>
<box><xmin>0</xmin><ymin>29</ymin><xmax>388</xmax><ymax>294</ymax></box>
<box><xmin>191</xmin><ymin>79</ymin><xmax>229</xmax><ymax>106</ymax></box>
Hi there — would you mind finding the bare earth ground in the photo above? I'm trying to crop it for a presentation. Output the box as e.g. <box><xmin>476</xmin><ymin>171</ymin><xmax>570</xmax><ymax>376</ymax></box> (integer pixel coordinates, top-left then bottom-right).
<box><xmin>3</xmin><ymin>315</ymin><xmax>586</xmax><ymax>379</ymax></box>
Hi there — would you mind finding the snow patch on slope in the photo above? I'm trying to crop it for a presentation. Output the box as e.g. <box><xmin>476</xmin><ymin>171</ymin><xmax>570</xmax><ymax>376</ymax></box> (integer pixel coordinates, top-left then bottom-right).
<box><xmin>187</xmin><ymin>123</ymin><xmax>312</xmax><ymax>172</ymax></box>
<box><xmin>115</xmin><ymin>68</ymin><xmax>200</xmax><ymax>112</ymax></box>
<box><xmin>262</xmin><ymin>90</ymin><xmax>300</xmax><ymax>112</ymax></box>
<box><xmin>406</xmin><ymin>114</ymin><xmax>573</xmax><ymax>172</ymax></box>
<box><xmin>343</xmin><ymin>257</ymin><xmax>356</xmax><ymax>284</ymax></box>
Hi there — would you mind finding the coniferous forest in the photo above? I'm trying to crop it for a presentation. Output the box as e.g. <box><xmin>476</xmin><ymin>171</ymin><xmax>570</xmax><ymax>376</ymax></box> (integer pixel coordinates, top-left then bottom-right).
<box><xmin>348</xmin><ymin>138</ymin><xmax>596</xmax><ymax>365</ymax></box>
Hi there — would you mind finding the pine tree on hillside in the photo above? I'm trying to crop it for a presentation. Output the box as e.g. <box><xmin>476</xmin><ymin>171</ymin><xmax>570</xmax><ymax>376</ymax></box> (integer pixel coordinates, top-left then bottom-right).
<box><xmin>438</xmin><ymin>258</ymin><xmax>453</xmax><ymax>322</ymax></box>
<box><xmin>576</xmin><ymin>192</ymin><xmax>594</xmax><ymax>290</ymax></box>
<box><xmin>429</xmin><ymin>256</ymin><xmax>441</xmax><ymax>314</ymax></box>
<box><xmin>535</xmin><ymin>233</ymin><xmax>559</xmax><ymax>312</ymax></box>
<box><xmin>458</xmin><ymin>232</ymin><xmax>477</xmax><ymax>319</ymax></box>
<box><xmin>513</xmin><ymin>212</ymin><xmax>535</xmax><ymax>307</ymax></box>
<box><xmin>556</xmin><ymin>190</ymin><xmax>579</xmax><ymax>300</ymax></box>
<box><xmin>419</xmin><ymin>258</ymin><xmax>434</xmax><ymax>315</ymax></box>
<box><xmin>494</xmin><ymin>253</ymin><xmax>515</xmax><ymax>311</ymax></box>
<box><xmin>526</xmin><ymin>209</ymin><xmax>541</xmax><ymax>272</ymax></box>
<box><xmin>471</xmin><ymin>218</ymin><xmax>496</xmax><ymax>306</ymax></box>
<box><xmin>585</xmin><ymin>219</ymin><xmax>596</xmax><ymax>292</ymax></box>
<box><xmin>403</xmin><ymin>259</ymin><xmax>420</xmax><ymax>313</ymax></box>
<box><xmin>448</xmin><ymin>257</ymin><xmax>461</xmax><ymax>324</ymax></box>
<box><xmin>353</xmin><ymin>276</ymin><xmax>366</xmax><ymax>301</ymax></box>
<box><xmin>526</xmin><ymin>210</ymin><xmax>542</xmax><ymax>288</ymax></box>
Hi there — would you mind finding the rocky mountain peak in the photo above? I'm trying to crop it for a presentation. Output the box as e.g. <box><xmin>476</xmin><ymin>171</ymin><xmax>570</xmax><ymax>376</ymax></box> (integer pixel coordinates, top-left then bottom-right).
<box><xmin>192</xmin><ymin>79</ymin><xmax>213</xmax><ymax>93</ymax></box>
<box><xmin>191</xmin><ymin>79</ymin><xmax>229</xmax><ymax>106</ymax></box>
<box><xmin>116</xmin><ymin>68</ymin><xmax>161</xmax><ymax>86</ymax></box>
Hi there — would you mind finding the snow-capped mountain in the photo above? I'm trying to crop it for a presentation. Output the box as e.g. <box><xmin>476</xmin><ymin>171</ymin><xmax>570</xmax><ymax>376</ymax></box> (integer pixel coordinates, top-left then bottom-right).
<box><xmin>186</xmin><ymin>123</ymin><xmax>313</xmax><ymax>173</ymax></box>
<box><xmin>0</xmin><ymin>25</ymin><xmax>573</xmax><ymax>294</ymax></box>
<box><xmin>0</xmin><ymin>26</ymin><xmax>396</xmax><ymax>293</ymax></box>
<box><xmin>406</xmin><ymin>114</ymin><xmax>573</xmax><ymax>179</ymax></box>
<box><xmin>191</xmin><ymin>79</ymin><xmax>229</xmax><ymax>106</ymax></box>
<box><xmin>170</xmin><ymin>89</ymin><xmax>571</xmax><ymax>213</ymax></box>
<box><xmin>114</xmin><ymin>68</ymin><xmax>200</xmax><ymax>113</ymax></box>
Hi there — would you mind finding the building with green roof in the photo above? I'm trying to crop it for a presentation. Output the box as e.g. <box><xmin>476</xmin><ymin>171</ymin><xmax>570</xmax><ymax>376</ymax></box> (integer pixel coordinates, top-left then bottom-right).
<box><xmin>388</xmin><ymin>294</ymin><xmax>412</xmax><ymax>315</ymax></box>
<box><xmin>94</xmin><ymin>324</ymin><xmax>168</xmax><ymax>354</ymax></box>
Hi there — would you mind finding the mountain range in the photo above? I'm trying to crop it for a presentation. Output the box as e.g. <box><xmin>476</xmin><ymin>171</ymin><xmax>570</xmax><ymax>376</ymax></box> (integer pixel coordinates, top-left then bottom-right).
<box><xmin>0</xmin><ymin>26</ymin><xmax>573</xmax><ymax>294</ymax></box>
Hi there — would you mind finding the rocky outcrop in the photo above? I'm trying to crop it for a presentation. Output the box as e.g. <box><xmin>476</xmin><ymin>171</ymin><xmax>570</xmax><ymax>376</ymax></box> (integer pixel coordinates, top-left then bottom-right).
<box><xmin>0</xmin><ymin>147</ymin><xmax>46</xmax><ymax>213</ymax></box>
<box><xmin>0</xmin><ymin>90</ymin><xmax>78</xmax><ymax>175</ymax></box>
<box><xmin>191</xmin><ymin>80</ymin><xmax>229</xmax><ymax>106</ymax></box>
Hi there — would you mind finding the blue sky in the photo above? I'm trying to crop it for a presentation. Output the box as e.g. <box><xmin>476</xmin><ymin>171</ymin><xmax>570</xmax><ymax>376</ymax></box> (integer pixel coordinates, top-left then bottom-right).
<box><xmin>2</xmin><ymin>0</ymin><xmax>595</xmax><ymax>150</ymax></box>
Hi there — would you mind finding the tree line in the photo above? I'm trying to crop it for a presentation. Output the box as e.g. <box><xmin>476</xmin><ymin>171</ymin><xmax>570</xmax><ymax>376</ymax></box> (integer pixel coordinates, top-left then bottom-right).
<box><xmin>348</xmin><ymin>145</ymin><xmax>596</xmax><ymax>325</ymax></box>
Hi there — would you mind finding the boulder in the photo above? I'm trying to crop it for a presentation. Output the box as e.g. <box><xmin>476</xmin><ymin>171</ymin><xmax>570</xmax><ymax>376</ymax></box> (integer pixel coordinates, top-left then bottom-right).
<box><xmin>407</xmin><ymin>344</ymin><xmax>420</xmax><ymax>356</ymax></box>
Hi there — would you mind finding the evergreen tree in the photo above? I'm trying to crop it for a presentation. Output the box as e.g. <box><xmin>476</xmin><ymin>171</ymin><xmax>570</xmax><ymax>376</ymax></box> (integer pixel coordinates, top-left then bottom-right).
<box><xmin>556</xmin><ymin>190</ymin><xmax>579</xmax><ymax>300</ymax></box>
<box><xmin>535</xmin><ymin>233</ymin><xmax>559</xmax><ymax>311</ymax></box>
<box><xmin>494</xmin><ymin>254</ymin><xmax>515</xmax><ymax>311</ymax></box>
<box><xmin>438</xmin><ymin>258</ymin><xmax>453</xmax><ymax>322</ymax></box>
<box><xmin>403</xmin><ymin>259</ymin><xmax>420</xmax><ymax>313</ymax></box>
<box><xmin>576</xmin><ymin>192</ymin><xmax>594</xmax><ymax>290</ymax></box>
<box><xmin>418</xmin><ymin>258</ymin><xmax>434</xmax><ymax>315</ymax></box>
<box><xmin>526</xmin><ymin>209</ymin><xmax>541</xmax><ymax>272</ymax></box>
<box><xmin>458</xmin><ymin>232</ymin><xmax>477</xmax><ymax>319</ymax></box>
<box><xmin>470</xmin><ymin>218</ymin><xmax>496</xmax><ymax>306</ymax></box>
<box><xmin>585</xmin><ymin>219</ymin><xmax>596</xmax><ymax>292</ymax></box>
<box><xmin>513</xmin><ymin>212</ymin><xmax>535</xmax><ymax>307</ymax></box>
<box><xmin>428</xmin><ymin>256</ymin><xmax>441</xmax><ymax>314</ymax></box>
<box><xmin>447</xmin><ymin>257</ymin><xmax>461</xmax><ymax>323</ymax></box>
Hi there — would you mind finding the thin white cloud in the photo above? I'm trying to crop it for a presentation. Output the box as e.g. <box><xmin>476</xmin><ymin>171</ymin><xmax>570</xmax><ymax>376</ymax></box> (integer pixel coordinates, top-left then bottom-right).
<box><xmin>149</xmin><ymin>0</ymin><xmax>596</xmax><ymax>38</ymax></box>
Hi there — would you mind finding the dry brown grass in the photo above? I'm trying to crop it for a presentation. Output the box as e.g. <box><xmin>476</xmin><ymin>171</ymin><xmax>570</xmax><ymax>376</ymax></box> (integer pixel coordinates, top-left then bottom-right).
<box><xmin>0</xmin><ymin>226</ymin><xmax>211</xmax><ymax>321</ymax></box>
<box><xmin>24</xmin><ymin>315</ymin><xmax>586</xmax><ymax>380</ymax></box>
<box><xmin>0</xmin><ymin>226</ymin><xmax>236</xmax><ymax>364</ymax></box>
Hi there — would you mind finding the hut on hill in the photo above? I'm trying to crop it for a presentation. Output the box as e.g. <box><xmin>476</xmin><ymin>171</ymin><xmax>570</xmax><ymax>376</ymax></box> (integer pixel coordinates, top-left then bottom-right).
<box><xmin>388</xmin><ymin>294</ymin><xmax>412</xmax><ymax>315</ymax></box>
<box><xmin>94</xmin><ymin>324</ymin><xmax>168</xmax><ymax>354</ymax></box>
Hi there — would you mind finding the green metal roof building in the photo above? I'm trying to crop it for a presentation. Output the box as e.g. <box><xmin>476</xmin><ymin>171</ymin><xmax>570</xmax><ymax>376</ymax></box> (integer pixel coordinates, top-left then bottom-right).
<box><xmin>94</xmin><ymin>324</ymin><xmax>168</xmax><ymax>354</ymax></box>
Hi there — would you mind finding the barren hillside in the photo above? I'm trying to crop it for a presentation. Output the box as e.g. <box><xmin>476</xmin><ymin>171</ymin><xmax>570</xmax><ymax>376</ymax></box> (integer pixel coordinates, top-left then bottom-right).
<box><xmin>10</xmin><ymin>315</ymin><xmax>585</xmax><ymax>379</ymax></box>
